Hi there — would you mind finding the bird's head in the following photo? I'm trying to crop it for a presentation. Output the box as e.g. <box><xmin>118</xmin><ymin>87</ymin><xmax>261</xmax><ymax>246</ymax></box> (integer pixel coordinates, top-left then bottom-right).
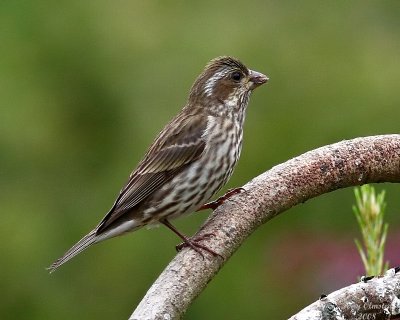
<box><xmin>188</xmin><ymin>56</ymin><xmax>268</xmax><ymax>116</ymax></box>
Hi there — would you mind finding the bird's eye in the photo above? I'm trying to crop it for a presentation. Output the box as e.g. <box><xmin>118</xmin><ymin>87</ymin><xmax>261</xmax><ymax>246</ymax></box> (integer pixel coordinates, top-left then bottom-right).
<box><xmin>231</xmin><ymin>71</ymin><xmax>242</xmax><ymax>82</ymax></box>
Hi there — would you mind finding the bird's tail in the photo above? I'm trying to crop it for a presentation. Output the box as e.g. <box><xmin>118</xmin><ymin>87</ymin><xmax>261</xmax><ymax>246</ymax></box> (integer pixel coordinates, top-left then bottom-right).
<box><xmin>47</xmin><ymin>229</ymin><xmax>98</xmax><ymax>273</ymax></box>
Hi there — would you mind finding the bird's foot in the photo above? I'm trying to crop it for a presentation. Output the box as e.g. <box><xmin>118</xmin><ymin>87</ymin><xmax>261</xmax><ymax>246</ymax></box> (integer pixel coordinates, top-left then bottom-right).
<box><xmin>175</xmin><ymin>233</ymin><xmax>223</xmax><ymax>259</ymax></box>
<box><xmin>161</xmin><ymin>219</ymin><xmax>223</xmax><ymax>259</ymax></box>
<box><xmin>197</xmin><ymin>187</ymin><xmax>245</xmax><ymax>211</ymax></box>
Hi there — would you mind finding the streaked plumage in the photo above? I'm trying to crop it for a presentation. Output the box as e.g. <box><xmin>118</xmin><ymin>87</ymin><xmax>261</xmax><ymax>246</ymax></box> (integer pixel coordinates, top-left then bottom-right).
<box><xmin>48</xmin><ymin>56</ymin><xmax>268</xmax><ymax>272</ymax></box>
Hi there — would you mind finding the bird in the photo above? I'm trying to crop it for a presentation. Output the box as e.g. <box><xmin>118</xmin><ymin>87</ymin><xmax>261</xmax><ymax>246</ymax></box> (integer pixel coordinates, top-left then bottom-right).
<box><xmin>48</xmin><ymin>56</ymin><xmax>268</xmax><ymax>273</ymax></box>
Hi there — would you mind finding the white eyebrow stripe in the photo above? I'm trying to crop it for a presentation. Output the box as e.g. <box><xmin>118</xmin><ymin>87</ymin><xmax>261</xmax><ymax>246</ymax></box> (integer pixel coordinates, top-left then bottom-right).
<box><xmin>204</xmin><ymin>70</ymin><xmax>226</xmax><ymax>97</ymax></box>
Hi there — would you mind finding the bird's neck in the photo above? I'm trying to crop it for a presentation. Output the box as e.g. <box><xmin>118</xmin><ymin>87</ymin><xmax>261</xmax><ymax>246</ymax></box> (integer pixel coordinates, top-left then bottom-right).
<box><xmin>188</xmin><ymin>92</ymin><xmax>250</xmax><ymax>127</ymax></box>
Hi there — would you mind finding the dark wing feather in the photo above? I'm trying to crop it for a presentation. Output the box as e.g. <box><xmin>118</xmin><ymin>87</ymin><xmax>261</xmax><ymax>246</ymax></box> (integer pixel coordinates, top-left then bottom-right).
<box><xmin>96</xmin><ymin>112</ymin><xmax>207</xmax><ymax>232</ymax></box>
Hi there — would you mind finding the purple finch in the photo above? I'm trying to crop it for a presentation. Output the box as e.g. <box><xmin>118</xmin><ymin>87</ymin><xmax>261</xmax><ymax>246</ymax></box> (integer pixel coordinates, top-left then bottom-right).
<box><xmin>48</xmin><ymin>56</ymin><xmax>268</xmax><ymax>272</ymax></box>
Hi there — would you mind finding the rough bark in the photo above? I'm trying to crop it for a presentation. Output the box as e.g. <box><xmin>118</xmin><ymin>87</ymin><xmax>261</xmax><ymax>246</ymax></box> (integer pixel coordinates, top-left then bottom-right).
<box><xmin>129</xmin><ymin>134</ymin><xmax>400</xmax><ymax>320</ymax></box>
<box><xmin>288</xmin><ymin>267</ymin><xmax>400</xmax><ymax>320</ymax></box>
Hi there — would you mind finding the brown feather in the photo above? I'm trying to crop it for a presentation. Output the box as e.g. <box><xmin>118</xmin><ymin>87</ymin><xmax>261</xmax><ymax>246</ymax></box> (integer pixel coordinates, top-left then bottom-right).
<box><xmin>96</xmin><ymin>113</ymin><xmax>208</xmax><ymax>233</ymax></box>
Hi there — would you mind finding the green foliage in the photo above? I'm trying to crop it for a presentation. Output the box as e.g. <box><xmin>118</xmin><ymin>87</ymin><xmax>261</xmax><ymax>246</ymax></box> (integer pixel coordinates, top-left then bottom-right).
<box><xmin>353</xmin><ymin>185</ymin><xmax>389</xmax><ymax>276</ymax></box>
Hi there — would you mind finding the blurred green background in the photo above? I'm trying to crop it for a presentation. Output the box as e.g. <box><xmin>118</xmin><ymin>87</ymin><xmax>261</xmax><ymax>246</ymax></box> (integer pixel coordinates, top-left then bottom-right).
<box><xmin>1</xmin><ymin>1</ymin><xmax>400</xmax><ymax>319</ymax></box>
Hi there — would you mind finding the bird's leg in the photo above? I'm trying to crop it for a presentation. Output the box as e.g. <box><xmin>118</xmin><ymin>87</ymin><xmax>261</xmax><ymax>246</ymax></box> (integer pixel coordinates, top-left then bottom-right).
<box><xmin>175</xmin><ymin>233</ymin><xmax>215</xmax><ymax>252</ymax></box>
<box><xmin>196</xmin><ymin>187</ymin><xmax>245</xmax><ymax>211</ymax></box>
<box><xmin>161</xmin><ymin>219</ymin><xmax>223</xmax><ymax>259</ymax></box>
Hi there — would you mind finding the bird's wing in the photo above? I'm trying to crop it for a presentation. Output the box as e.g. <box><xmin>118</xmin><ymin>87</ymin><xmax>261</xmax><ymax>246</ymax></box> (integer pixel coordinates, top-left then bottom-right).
<box><xmin>96</xmin><ymin>113</ymin><xmax>208</xmax><ymax>232</ymax></box>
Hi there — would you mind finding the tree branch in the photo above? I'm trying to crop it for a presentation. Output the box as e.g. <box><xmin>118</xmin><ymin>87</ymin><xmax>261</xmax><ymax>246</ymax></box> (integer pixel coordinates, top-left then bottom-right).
<box><xmin>288</xmin><ymin>267</ymin><xmax>400</xmax><ymax>320</ymax></box>
<box><xmin>129</xmin><ymin>134</ymin><xmax>400</xmax><ymax>320</ymax></box>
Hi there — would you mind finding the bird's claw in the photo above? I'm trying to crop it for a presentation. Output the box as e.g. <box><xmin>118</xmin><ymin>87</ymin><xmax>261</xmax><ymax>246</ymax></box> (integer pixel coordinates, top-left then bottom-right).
<box><xmin>175</xmin><ymin>233</ymin><xmax>223</xmax><ymax>259</ymax></box>
<box><xmin>197</xmin><ymin>187</ymin><xmax>245</xmax><ymax>211</ymax></box>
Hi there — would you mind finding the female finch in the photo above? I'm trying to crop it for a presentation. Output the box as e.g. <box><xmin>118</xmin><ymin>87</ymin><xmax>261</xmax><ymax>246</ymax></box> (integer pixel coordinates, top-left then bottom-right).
<box><xmin>48</xmin><ymin>56</ymin><xmax>268</xmax><ymax>272</ymax></box>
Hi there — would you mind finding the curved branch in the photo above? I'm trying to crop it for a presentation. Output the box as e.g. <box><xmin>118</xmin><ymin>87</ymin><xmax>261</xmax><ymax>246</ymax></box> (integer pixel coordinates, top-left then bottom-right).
<box><xmin>288</xmin><ymin>267</ymin><xmax>400</xmax><ymax>320</ymax></box>
<box><xmin>129</xmin><ymin>134</ymin><xmax>400</xmax><ymax>320</ymax></box>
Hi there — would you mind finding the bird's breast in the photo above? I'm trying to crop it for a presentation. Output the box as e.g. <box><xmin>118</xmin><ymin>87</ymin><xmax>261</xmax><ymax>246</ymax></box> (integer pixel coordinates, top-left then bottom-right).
<box><xmin>202</xmin><ymin>115</ymin><xmax>243</xmax><ymax>185</ymax></box>
<box><xmin>140</xmin><ymin>116</ymin><xmax>243</xmax><ymax>222</ymax></box>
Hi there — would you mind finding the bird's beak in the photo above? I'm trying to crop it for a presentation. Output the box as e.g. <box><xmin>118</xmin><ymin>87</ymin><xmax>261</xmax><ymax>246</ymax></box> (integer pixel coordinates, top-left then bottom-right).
<box><xmin>249</xmin><ymin>70</ymin><xmax>269</xmax><ymax>89</ymax></box>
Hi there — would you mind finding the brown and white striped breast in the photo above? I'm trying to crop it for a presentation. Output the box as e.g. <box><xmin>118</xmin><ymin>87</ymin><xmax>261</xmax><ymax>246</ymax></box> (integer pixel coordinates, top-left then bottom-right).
<box><xmin>140</xmin><ymin>113</ymin><xmax>243</xmax><ymax>223</ymax></box>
